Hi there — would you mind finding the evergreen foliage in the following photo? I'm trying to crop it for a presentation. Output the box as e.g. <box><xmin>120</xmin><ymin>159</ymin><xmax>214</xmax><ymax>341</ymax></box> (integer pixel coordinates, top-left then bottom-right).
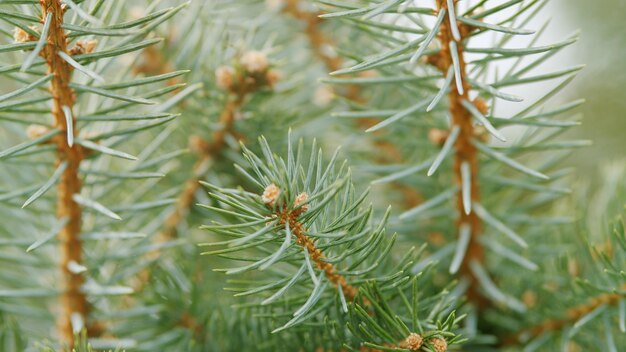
<box><xmin>0</xmin><ymin>1</ymin><xmax>623</xmax><ymax>351</ymax></box>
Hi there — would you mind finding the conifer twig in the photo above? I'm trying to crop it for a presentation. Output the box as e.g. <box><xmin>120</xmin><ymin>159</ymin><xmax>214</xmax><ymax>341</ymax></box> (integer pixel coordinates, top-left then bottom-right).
<box><xmin>273</xmin><ymin>199</ymin><xmax>359</xmax><ymax>300</ymax></box>
<box><xmin>427</xmin><ymin>0</ymin><xmax>488</xmax><ymax>308</ymax></box>
<box><xmin>282</xmin><ymin>0</ymin><xmax>376</xmax><ymax>128</ymax></box>
<box><xmin>503</xmin><ymin>285</ymin><xmax>626</xmax><ymax>345</ymax></box>
<box><xmin>178</xmin><ymin>311</ymin><xmax>207</xmax><ymax>343</ymax></box>
<box><xmin>155</xmin><ymin>62</ymin><xmax>275</xmax><ymax>242</ymax></box>
<box><xmin>134</xmin><ymin>96</ymin><xmax>242</xmax><ymax>294</ymax></box>
<box><xmin>140</xmin><ymin>55</ymin><xmax>278</xmax><ymax>285</ymax></box>
<box><xmin>40</xmin><ymin>0</ymin><xmax>88</xmax><ymax>346</ymax></box>
<box><xmin>283</xmin><ymin>0</ymin><xmax>422</xmax><ymax>209</ymax></box>
<box><xmin>156</xmin><ymin>94</ymin><xmax>244</xmax><ymax>242</ymax></box>
<box><xmin>284</xmin><ymin>0</ymin><xmax>343</xmax><ymax>75</ymax></box>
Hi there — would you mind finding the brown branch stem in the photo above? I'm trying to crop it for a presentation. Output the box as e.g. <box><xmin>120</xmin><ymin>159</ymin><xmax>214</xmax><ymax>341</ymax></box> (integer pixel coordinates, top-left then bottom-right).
<box><xmin>276</xmin><ymin>205</ymin><xmax>359</xmax><ymax>300</ymax></box>
<box><xmin>135</xmin><ymin>88</ymin><xmax>249</xmax><ymax>291</ymax></box>
<box><xmin>503</xmin><ymin>285</ymin><xmax>626</xmax><ymax>345</ymax></box>
<box><xmin>40</xmin><ymin>0</ymin><xmax>87</xmax><ymax>347</ymax></box>
<box><xmin>283</xmin><ymin>0</ymin><xmax>342</xmax><ymax>73</ymax></box>
<box><xmin>282</xmin><ymin>0</ymin><xmax>364</xmax><ymax>110</ymax></box>
<box><xmin>157</xmin><ymin>92</ymin><xmax>244</xmax><ymax>242</ymax></box>
<box><xmin>431</xmin><ymin>0</ymin><xmax>487</xmax><ymax>308</ymax></box>
<box><xmin>178</xmin><ymin>311</ymin><xmax>207</xmax><ymax>342</ymax></box>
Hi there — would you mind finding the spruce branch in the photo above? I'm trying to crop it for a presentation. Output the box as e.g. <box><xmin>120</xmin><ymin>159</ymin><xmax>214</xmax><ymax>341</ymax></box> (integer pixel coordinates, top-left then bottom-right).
<box><xmin>283</xmin><ymin>0</ymin><xmax>422</xmax><ymax>209</ymax></box>
<box><xmin>0</xmin><ymin>1</ymin><xmax>607</xmax><ymax>350</ymax></box>
<box><xmin>320</xmin><ymin>0</ymin><xmax>583</xmax><ymax>316</ymax></box>
<box><xmin>0</xmin><ymin>1</ymin><xmax>185</xmax><ymax>348</ymax></box>
<box><xmin>281</xmin><ymin>0</ymin><xmax>371</xmax><ymax>130</ymax></box>
<box><xmin>345</xmin><ymin>281</ymin><xmax>465</xmax><ymax>352</ymax></box>
<box><xmin>39</xmin><ymin>0</ymin><xmax>89</xmax><ymax>345</ymax></box>
<box><xmin>200</xmin><ymin>134</ymin><xmax>412</xmax><ymax>331</ymax></box>
<box><xmin>146</xmin><ymin>52</ymin><xmax>279</xmax><ymax>261</ymax></box>
<box><xmin>283</xmin><ymin>0</ymin><xmax>344</xmax><ymax>76</ymax></box>
<box><xmin>504</xmin><ymin>284</ymin><xmax>626</xmax><ymax>346</ymax></box>
<box><xmin>504</xmin><ymin>212</ymin><xmax>626</xmax><ymax>348</ymax></box>
<box><xmin>129</xmin><ymin>48</ymin><xmax>280</xmax><ymax>321</ymax></box>
<box><xmin>263</xmin><ymin>183</ymin><xmax>359</xmax><ymax>300</ymax></box>
<box><xmin>426</xmin><ymin>0</ymin><xmax>487</xmax><ymax>309</ymax></box>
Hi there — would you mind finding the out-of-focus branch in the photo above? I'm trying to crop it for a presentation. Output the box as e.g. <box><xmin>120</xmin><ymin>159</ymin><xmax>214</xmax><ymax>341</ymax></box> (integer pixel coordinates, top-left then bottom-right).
<box><xmin>282</xmin><ymin>0</ymin><xmax>422</xmax><ymax>208</ymax></box>
<box><xmin>137</xmin><ymin>52</ymin><xmax>279</xmax><ymax>287</ymax></box>
<box><xmin>503</xmin><ymin>284</ymin><xmax>626</xmax><ymax>345</ymax></box>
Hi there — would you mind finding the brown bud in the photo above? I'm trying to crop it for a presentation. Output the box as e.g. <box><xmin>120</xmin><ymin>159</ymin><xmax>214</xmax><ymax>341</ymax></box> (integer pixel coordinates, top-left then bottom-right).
<box><xmin>313</xmin><ymin>86</ymin><xmax>334</xmax><ymax>107</ymax></box>
<box><xmin>215</xmin><ymin>66</ymin><xmax>235</xmax><ymax>91</ymax></box>
<box><xmin>188</xmin><ymin>135</ymin><xmax>209</xmax><ymax>155</ymax></box>
<box><xmin>293</xmin><ymin>192</ymin><xmax>309</xmax><ymax>212</ymax></box>
<box><xmin>473</xmin><ymin>97</ymin><xmax>489</xmax><ymax>115</ymax></box>
<box><xmin>428</xmin><ymin>128</ymin><xmax>449</xmax><ymax>146</ymax></box>
<box><xmin>522</xmin><ymin>290</ymin><xmax>537</xmax><ymax>308</ymax></box>
<box><xmin>69</xmin><ymin>39</ymin><xmax>98</xmax><ymax>55</ymax></box>
<box><xmin>240</xmin><ymin>50</ymin><xmax>269</xmax><ymax>73</ymax></box>
<box><xmin>26</xmin><ymin>124</ymin><xmax>49</xmax><ymax>139</ymax></box>
<box><xmin>262</xmin><ymin>183</ymin><xmax>280</xmax><ymax>206</ymax></box>
<box><xmin>13</xmin><ymin>27</ymin><xmax>30</xmax><ymax>43</ymax></box>
<box><xmin>430</xmin><ymin>337</ymin><xmax>448</xmax><ymax>352</ymax></box>
<box><xmin>13</xmin><ymin>27</ymin><xmax>38</xmax><ymax>44</ymax></box>
<box><xmin>472</xmin><ymin>125</ymin><xmax>490</xmax><ymax>143</ymax></box>
<box><xmin>265</xmin><ymin>69</ymin><xmax>281</xmax><ymax>88</ymax></box>
<box><xmin>400</xmin><ymin>333</ymin><xmax>423</xmax><ymax>351</ymax></box>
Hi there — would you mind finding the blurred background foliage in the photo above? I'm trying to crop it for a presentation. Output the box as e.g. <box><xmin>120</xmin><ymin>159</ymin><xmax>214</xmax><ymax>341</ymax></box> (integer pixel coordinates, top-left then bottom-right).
<box><xmin>554</xmin><ymin>0</ymin><xmax>626</xmax><ymax>180</ymax></box>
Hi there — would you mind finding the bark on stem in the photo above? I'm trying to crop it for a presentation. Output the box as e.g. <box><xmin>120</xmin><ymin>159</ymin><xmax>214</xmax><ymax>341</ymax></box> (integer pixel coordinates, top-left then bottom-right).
<box><xmin>40</xmin><ymin>0</ymin><xmax>87</xmax><ymax>347</ymax></box>
<box><xmin>432</xmin><ymin>0</ymin><xmax>487</xmax><ymax>308</ymax></box>
<box><xmin>503</xmin><ymin>285</ymin><xmax>626</xmax><ymax>345</ymax></box>
<box><xmin>276</xmin><ymin>206</ymin><xmax>359</xmax><ymax>300</ymax></box>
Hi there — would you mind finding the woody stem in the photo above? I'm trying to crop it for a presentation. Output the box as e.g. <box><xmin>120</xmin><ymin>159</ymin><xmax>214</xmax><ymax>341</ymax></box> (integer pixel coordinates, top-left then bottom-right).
<box><xmin>280</xmin><ymin>208</ymin><xmax>359</xmax><ymax>300</ymax></box>
<box><xmin>435</xmin><ymin>0</ymin><xmax>487</xmax><ymax>308</ymax></box>
<box><xmin>41</xmin><ymin>0</ymin><xmax>88</xmax><ymax>347</ymax></box>
<box><xmin>503</xmin><ymin>285</ymin><xmax>626</xmax><ymax>345</ymax></box>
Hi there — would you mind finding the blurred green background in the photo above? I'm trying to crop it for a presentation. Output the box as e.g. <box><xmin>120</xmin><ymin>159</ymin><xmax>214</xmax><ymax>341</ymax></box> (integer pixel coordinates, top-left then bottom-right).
<box><xmin>556</xmin><ymin>0</ymin><xmax>626</xmax><ymax>178</ymax></box>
